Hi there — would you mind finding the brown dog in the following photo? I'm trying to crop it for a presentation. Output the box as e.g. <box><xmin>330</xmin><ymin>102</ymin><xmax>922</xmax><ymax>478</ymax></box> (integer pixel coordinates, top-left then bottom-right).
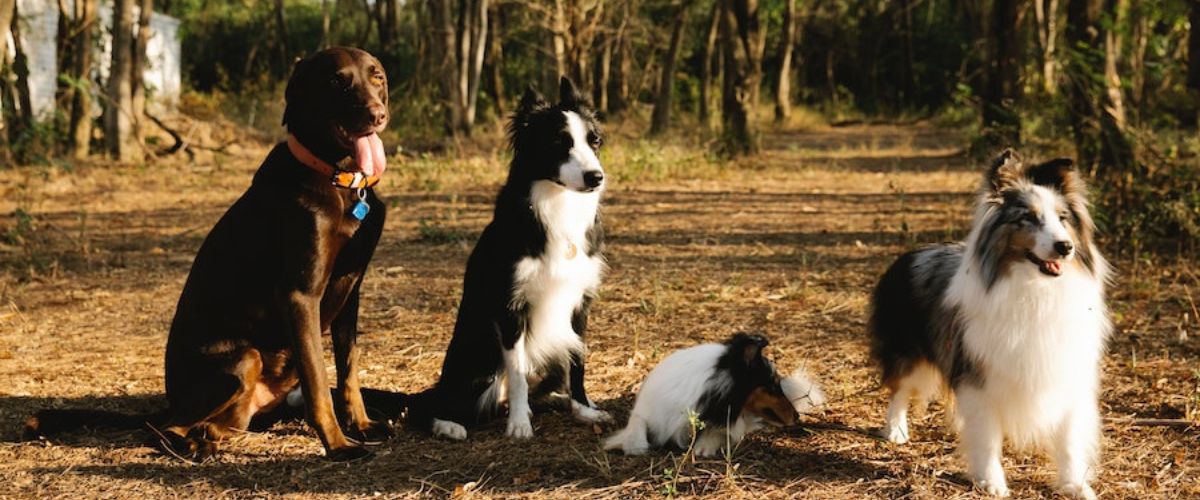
<box><xmin>26</xmin><ymin>47</ymin><xmax>391</xmax><ymax>461</ymax></box>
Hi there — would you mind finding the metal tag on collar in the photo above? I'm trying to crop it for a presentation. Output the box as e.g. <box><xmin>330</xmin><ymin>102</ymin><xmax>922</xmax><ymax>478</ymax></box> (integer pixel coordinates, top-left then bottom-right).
<box><xmin>350</xmin><ymin>188</ymin><xmax>370</xmax><ymax>220</ymax></box>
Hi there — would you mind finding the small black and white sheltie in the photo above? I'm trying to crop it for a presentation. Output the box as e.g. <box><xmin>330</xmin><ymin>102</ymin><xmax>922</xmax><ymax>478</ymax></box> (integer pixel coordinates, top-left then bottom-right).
<box><xmin>869</xmin><ymin>149</ymin><xmax>1110</xmax><ymax>498</ymax></box>
<box><xmin>404</xmin><ymin>77</ymin><xmax>610</xmax><ymax>440</ymax></box>
<box><xmin>605</xmin><ymin>333</ymin><xmax>824</xmax><ymax>457</ymax></box>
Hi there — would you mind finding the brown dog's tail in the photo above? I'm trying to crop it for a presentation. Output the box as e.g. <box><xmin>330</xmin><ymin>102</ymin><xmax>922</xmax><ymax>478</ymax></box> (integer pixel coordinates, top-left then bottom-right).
<box><xmin>23</xmin><ymin>408</ymin><xmax>167</xmax><ymax>440</ymax></box>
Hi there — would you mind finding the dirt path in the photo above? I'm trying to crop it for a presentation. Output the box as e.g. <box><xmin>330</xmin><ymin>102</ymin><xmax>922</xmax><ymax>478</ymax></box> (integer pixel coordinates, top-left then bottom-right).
<box><xmin>1</xmin><ymin>124</ymin><xmax>1196</xmax><ymax>498</ymax></box>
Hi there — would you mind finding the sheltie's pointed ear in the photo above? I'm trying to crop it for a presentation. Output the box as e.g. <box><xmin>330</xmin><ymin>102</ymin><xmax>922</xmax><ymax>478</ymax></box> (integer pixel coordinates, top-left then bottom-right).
<box><xmin>728</xmin><ymin>332</ymin><xmax>770</xmax><ymax>366</ymax></box>
<box><xmin>1026</xmin><ymin>158</ymin><xmax>1079</xmax><ymax>194</ymax></box>
<box><xmin>985</xmin><ymin>148</ymin><xmax>1024</xmax><ymax>194</ymax></box>
<box><xmin>558</xmin><ymin>76</ymin><xmax>583</xmax><ymax>108</ymax></box>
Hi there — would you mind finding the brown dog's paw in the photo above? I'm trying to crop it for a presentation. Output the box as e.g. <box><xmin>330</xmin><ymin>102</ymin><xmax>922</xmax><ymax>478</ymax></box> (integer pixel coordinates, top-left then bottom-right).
<box><xmin>151</xmin><ymin>427</ymin><xmax>218</xmax><ymax>463</ymax></box>
<box><xmin>346</xmin><ymin>420</ymin><xmax>393</xmax><ymax>446</ymax></box>
<box><xmin>326</xmin><ymin>444</ymin><xmax>373</xmax><ymax>462</ymax></box>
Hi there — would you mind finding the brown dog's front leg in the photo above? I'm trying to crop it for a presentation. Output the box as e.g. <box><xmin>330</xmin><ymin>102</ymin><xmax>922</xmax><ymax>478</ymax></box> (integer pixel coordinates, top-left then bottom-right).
<box><xmin>332</xmin><ymin>281</ymin><xmax>392</xmax><ymax>444</ymax></box>
<box><xmin>286</xmin><ymin>290</ymin><xmax>369</xmax><ymax>461</ymax></box>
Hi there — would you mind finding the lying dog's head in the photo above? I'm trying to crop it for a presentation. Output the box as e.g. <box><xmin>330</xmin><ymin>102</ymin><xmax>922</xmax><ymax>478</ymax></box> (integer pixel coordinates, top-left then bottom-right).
<box><xmin>283</xmin><ymin>47</ymin><xmax>388</xmax><ymax>174</ymax></box>
<box><xmin>507</xmin><ymin>77</ymin><xmax>605</xmax><ymax>193</ymax></box>
<box><xmin>723</xmin><ymin>333</ymin><xmax>801</xmax><ymax>428</ymax></box>
<box><xmin>973</xmin><ymin>149</ymin><xmax>1099</xmax><ymax>287</ymax></box>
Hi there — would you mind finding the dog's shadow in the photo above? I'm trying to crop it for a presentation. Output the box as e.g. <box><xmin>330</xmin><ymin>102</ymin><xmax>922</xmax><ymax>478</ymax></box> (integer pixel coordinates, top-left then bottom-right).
<box><xmin>11</xmin><ymin>391</ymin><xmax>897</xmax><ymax>495</ymax></box>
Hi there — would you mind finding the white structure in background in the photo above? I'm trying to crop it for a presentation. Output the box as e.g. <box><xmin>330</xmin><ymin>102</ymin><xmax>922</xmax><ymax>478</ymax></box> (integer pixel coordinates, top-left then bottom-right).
<box><xmin>4</xmin><ymin>0</ymin><xmax>181</xmax><ymax>121</ymax></box>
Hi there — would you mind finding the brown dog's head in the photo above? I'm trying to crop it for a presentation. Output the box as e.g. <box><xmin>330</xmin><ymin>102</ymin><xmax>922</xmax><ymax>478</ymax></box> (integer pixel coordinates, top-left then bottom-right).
<box><xmin>283</xmin><ymin>47</ymin><xmax>389</xmax><ymax>173</ymax></box>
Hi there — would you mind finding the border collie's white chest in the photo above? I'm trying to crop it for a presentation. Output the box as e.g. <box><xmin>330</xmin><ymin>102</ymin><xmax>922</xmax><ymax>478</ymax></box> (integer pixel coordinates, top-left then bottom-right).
<box><xmin>511</xmin><ymin>182</ymin><xmax>605</xmax><ymax>368</ymax></box>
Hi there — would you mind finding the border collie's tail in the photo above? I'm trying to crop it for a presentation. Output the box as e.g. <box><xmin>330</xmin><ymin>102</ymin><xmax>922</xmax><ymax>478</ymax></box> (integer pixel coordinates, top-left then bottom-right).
<box><xmin>23</xmin><ymin>408</ymin><xmax>167</xmax><ymax>440</ymax></box>
<box><xmin>603</xmin><ymin>416</ymin><xmax>650</xmax><ymax>455</ymax></box>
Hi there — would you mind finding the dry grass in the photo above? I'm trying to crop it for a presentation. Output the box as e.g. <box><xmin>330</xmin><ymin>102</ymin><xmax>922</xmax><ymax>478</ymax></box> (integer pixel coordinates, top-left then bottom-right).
<box><xmin>0</xmin><ymin>121</ymin><xmax>1197</xmax><ymax>499</ymax></box>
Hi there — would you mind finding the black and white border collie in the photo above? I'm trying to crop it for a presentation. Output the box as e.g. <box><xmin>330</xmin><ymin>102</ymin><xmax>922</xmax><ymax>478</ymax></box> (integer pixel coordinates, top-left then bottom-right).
<box><xmin>869</xmin><ymin>149</ymin><xmax>1110</xmax><ymax>498</ymax></box>
<box><xmin>406</xmin><ymin>77</ymin><xmax>610</xmax><ymax>440</ymax></box>
<box><xmin>604</xmin><ymin>333</ymin><xmax>825</xmax><ymax>457</ymax></box>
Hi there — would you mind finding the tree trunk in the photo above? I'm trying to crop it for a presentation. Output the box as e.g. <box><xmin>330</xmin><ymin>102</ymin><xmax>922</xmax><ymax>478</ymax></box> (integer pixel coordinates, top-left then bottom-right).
<box><xmin>131</xmin><ymin>0</ymin><xmax>152</xmax><ymax>143</ymax></box>
<box><xmin>69</xmin><ymin>0</ymin><xmax>98</xmax><ymax>159</ymax></box>
<box><xmin>486</xmin><ymin>3</ymin><xmax>506</xmax><ymax>118</ymax></box>
<box><xmin>719</xmin><ymin>0</ymin><xmax>763</xmax><ymax>155</ymax></box>
<box><xmin>650</xmin><ymin>2</ymin><xmax>690</xmax><ymax>136</ymax></box>
<box><xmin>458</xmin><ymin>0</ymin><xmax>488</xmax><ymax>132</ymax></box>
<box><xmin>773</xmin><ymin>0</ymin><xmax>795</xmax><ymax>123</ymax></box>
<box><xmin>981</xmin><ymin>0</ymin><xmax>1021</xmax><ymax>147</ymax></box>
<box><xmin>699</xmin><ymin>0</ymin><xmax>719</xmax><ymax>126</ymax></box>
<box><xmin>430</xmin><ymin>0</ymin><xmax>462</xmax><ymax>134</ymax></box>
<box><xmin>1102</xmin><ymin>0</ymin><xmax>1127</xmax><ymax>130</ymax></box>
<box><xmin>0</xmin><ymin>0</ymin><xmax>16</xmax><ymax>153</ymax></box>
<box><xmin>319</xmin><ymin>0</ymin><xmax>332</xmax><ymax>50</ymax></box>
<box><xmin>273</xmin><ymin>0</ymin><xmax>289</xmax><ymax>67</ymax></box>
<box><xmin>1033</xmin><ymin>0</ymin><xmax>1060</xmax><ymax>94</ymax></box>
<box><xmin>607</xmin><ymin>16</ymin><xmax>629</xmax><ymax>115</ymax></box>
<box><xmin>591</xmin><ymin>31</ymin><xmax>610</xmax><ymax>111</ymax></box>
<box><xmin>552</xmin><ymin>0</ymin><xmax>567</xmax><ymax>77</ymax></box>
<box><xmin>1063</xmin><ymin>0</ymin><xmax>1133</xmax><ymax>176</ymax></box>
<box><xmin>1187</xmin><ymin>0</ymin><xmax>1200</xmax><ymax>127</ymax></box>
<box><xmin>105</xmin><ymin>0</ymin><xmax>136</xmax><ymax>162</ymax></box>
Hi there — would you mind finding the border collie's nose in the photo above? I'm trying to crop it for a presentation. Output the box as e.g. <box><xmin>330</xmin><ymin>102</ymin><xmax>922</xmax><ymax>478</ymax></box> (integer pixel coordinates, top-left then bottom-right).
<box><xmin>583</xmin><ymin>170</ymin><xmax>605</xmax><ymax>189</ymax></box>
<box><xmin>1054</xmin><ymin>241</ymin><xmax>1074</xmax><ymax>257</ymax></box>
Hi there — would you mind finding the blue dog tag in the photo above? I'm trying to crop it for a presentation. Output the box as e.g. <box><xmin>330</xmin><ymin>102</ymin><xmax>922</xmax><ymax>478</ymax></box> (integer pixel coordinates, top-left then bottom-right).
<box><xmin>350</xmin><ymin>190</ymin><xmax>370</xmax><ymax>220</ymax></box>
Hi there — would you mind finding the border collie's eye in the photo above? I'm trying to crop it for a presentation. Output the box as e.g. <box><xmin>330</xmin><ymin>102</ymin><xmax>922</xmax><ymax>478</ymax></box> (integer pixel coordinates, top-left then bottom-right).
<box><xmin>588</xmin><ymin>133</ymin><xmax>603</xmax><ymax>149</ymax></box>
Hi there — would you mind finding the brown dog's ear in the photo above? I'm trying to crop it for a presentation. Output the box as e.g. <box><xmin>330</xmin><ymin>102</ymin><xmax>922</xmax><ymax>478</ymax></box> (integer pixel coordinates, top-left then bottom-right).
<box><xmin>985</xmin><ymin>148</ymin><xmax>1024</xmax><ymax>194</ymax></box>
<box><xmin>1025</xmin><ymin>158</ymin><xmax>1078</xmax><ymax>193</ymax></box>
<box><xmin>282</xmin><ymin>57</ymin><xmax>309</xmax><ymax>127</ymax></box>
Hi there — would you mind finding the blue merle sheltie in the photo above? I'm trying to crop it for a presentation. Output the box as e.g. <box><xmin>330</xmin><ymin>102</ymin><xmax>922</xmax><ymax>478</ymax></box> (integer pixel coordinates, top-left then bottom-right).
<box><xmin>869</xmin><ymin>149</ymin><xmax>1111</xmax><ymax>499</ymax></box>
<box><xmin>404</xmin><ymin>77</ymin><xmax>610</xmax><ymax>440</ymax></box>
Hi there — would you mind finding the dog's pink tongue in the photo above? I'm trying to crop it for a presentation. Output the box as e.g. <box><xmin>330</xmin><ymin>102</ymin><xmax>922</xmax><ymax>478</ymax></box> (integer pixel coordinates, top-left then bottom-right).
<box><xmin>352</xmin><ymin>133</ymin><xmax>386</xmax><ymax>176</ymax></box>
<box><xmin>1042</xmin><ymin>260</ymin><xmax>1063</xmax><ymax>276</ymax></box>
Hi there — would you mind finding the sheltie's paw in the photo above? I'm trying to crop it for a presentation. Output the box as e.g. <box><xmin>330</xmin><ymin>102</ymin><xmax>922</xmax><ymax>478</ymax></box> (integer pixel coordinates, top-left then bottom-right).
<box><xmin>1059</xmin><ymin>482</ymin><xmax>1097</xmax><ymax>500</ymax></box>
<box><xmin>432</xmin><ymin>419</ymin><xmax>467</xmax><ymax>440</ymax></box>
<box><xmin>975</xmin><ymin>478</ymin><xmax>1010</xmax><ymax>497</ymax></box>
<box><xmin>571</xmin><ymin>401</ymin><xmax>612</xmax><ymax>424</ymax></box>
<box><xmin>879</xmin><ymin>424</ymin><xmax>909</xmax><ymax>444</ymax></box>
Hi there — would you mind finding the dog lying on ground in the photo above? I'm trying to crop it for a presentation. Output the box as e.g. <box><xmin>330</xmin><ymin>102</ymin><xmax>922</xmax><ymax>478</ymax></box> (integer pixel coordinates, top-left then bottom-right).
<box><xmin>25</xmin><ymin>47</ymin><xmax>392</xmax><ymax>462</ymax></box>
<box><xmin>604</xmin><ymin>333</ymin><xmax>825</xmax><ymax>457</ymax></box>
<box><xmin>868</xmin><ymin>149</ymin><xmax>1110</xmax><ymax>498</ymax></box>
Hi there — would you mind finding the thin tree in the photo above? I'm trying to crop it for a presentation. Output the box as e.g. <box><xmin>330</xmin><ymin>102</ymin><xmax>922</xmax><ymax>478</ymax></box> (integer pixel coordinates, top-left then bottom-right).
<box><xmin>1033</xmin><ymin>0</ymin><xmax>1060</xmax><ymax>94</ymax></box>
<box><xmin>650</xmin><ymin>1</ymin><xmax>691</xmax><ymax>136</ymax></box>
<box><xmin>698</xmin><ymin>0</ymin><xmax>719</xmax><ymax>126</ymax></box>
<box><xmin>773</xmin><ymin>0</ymin><xmax>795</xmax><ymax>123</ymax></box>
<box><xmin>131</xmin><ymin>0</ymin><xmax>153</xmax><ymax>143</ymax></box>
<box><xmin>68</xmin><ymin>0</ymin><xmax>98</xmax><ymax>159</ymax></box>
<box><xmin>1063</xmin><ymin>0</ymin><xmax>1133</xmax><ymax>175</ymax></box>
<box><xmin>105</xmin><ymin>0</ymin><xmax>136</xmax><ymax>162</ymax></box>
<box><xmin>718</xmin><ymin>0</ymin><xmax>764</xmax><ymax>155</ymax></box>
<box><xmin>273</xmin><ymin>0</ymin><xmax>289</xmax><ymax>66</ymax></box>
<box><xmin>1188</xmin><ymin>0</ymin><xmax>1200</xmax><ymax>126</ymax></box>
<box><xmin>981</xmin><ymin>0</ymin><xmax>1021</xmax><ymax>147</ymax></box>
<box><xmin>0</xmin><ymin>0</ymin><xmax>15</xmax><ymax>155</ymax></box>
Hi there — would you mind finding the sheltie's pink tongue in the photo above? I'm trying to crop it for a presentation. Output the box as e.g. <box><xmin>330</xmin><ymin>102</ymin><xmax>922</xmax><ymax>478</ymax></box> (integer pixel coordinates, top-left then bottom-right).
<box><xmin>1041</xmin><ymin>260</ymin><xmax>1063</xmax><ymax>276</ymax></box>
<box><xmin>352</xmin><ymin>133</ymin><xmax>387</xmax><ymax>176</ymax></box>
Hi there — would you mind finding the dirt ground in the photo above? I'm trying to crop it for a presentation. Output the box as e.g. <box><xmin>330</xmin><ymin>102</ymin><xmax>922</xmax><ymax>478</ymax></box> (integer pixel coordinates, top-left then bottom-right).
<box><xmin>1</xmin><ymin>123</ymin><xmax>1197</xmax><ymax>499</ymax></box>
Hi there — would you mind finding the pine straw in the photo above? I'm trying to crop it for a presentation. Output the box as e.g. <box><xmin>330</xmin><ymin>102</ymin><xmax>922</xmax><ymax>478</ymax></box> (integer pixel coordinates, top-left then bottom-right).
<box><xmin>0</xmin><ymin>124</ymin><xmax>1197</xmax><ymax>499</ymax></box>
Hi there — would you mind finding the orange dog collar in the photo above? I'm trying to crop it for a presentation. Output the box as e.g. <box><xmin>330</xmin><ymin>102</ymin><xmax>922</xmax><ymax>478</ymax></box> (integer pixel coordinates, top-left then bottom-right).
<box><xmin>287</xmin><ymin>135</ymin><xmax>381</xmax><ymax>189</ymax></box>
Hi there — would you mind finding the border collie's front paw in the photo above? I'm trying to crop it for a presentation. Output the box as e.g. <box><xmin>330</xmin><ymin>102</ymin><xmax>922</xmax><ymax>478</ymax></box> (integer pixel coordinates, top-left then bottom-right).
<box><xmin>432</xmin><ymin>419</ymin><xmax>467</xmax><ymax>440</ymax></box>
<box><xmin>1059</xmin><ymin>482</ymin><xmax>1097</xmax><ymax>500</ymax></box>
<box><xmin>879</xmin><ymin>424</ymin><xmax>909</xmax><ymax>444</ymax></box>
<box><xmin>506</xmin><ymin>417</ymin><xmax>534</xmax><ymax>439</ymax></box>
<box><xmin>571</xmin><ymin>401</ymin><xmax>611</xmax><ymax>424</ymax></box>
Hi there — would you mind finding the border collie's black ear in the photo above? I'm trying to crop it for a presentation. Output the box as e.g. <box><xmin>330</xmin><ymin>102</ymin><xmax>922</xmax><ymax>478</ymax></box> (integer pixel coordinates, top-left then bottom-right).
<box><xmin>985</xmin><ymin>148</ymin><xmax>1023</xmax><ymax>194</ymax></box>
<box><xmin>1026</xmin><ymin>158</ymin><xmax>1077</xmax><ymax>193</ymax></box>
<box><xmin>558</xmin><ymin>76</ymin><xmax>582</xmax><ymax>108</ymax></box>
<box><xmin>518</xmin><ymin>85</ymin><xmax>546</xmax><ymax>118</ymax></box>
<box><xmin>727</xmin><ymin>332</ymin><xmax>769</xmax><ymax>366</ymax></box>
